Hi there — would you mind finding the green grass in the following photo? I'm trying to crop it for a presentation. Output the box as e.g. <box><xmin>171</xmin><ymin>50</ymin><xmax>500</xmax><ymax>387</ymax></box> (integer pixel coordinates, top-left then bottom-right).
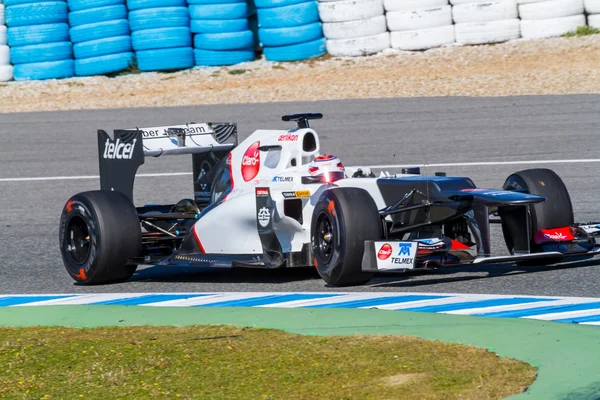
<box><xmin>228</xmin><ymin>69</ymin><xmax>247</xmax><ymax>75</ymax></box>
<box><xmin>563</xmin><ymin>25</ymin><xmax>600</xmax><ymax>37</ymax></box>
<box><xmin>0</xmin><ymin>325</ymin><xmax>536</xmax><ymax>399</ymax></box>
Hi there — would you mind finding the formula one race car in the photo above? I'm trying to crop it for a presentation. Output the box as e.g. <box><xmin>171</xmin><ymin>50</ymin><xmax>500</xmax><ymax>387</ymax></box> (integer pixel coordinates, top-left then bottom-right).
<box><xmin>59</xmin><ymin>113</ymin><xmax>600</xmax><ymax>286</ymax></box>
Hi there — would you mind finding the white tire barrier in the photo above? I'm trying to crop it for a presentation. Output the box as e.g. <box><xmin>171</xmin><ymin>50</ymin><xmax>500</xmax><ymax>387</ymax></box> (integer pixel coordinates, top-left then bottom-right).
<box><xmin>321</xmin><ymin>15</ymin><xmax>386</xmax><ymax>39</ymax></box>
<box><xmin>321</xmin><ymin>0</ymin><xmax>389</xmax><ymax>56</ymax></box>
<box><xmin>588</xmin><ymin>14</ymin><xmax>600</xmax><ymax>28</ymax></box>
<box><xmin>518</xmin><ymin>0</ymin><xmax>584</xmax><ymax>19</ymax></box>
<box><xmin>0</xmin><ymin>65</ymin><xmax>13</xmax><ymax>82</ymax></box>
<box><xmin>325</xmin><ymin>31</ymin><xmax>389</xmax><ymax>56</ymax></box>
<box><xmin>455</xmin><ymin>18</ymin><xmax>520</xmax><ymax>43</ymax></box>
<box><xmin>384</xmin><ymin>0</ymin><xmax>448</xmax><ymax>12</ymax></box>
<box><xmin>584</xmin><ymin>0</ymin><xmax>600</xmax><ymax>13</ymax></box>
<box><xmin>386</xmin><ymin>6</ymin><xmax>452</xmax><ymax>31</ymax></box>
<box><xmin>318</xmin><ymin>0</ymin><xmax>384</xmax><ymax>23</ymax></box>
<box><xmin>390</xmin><ymin>24</ymin><xmax>455</xmax><ymax>50</ymax></box>
<box><xmin>520</xmin><ymin>13</ymin><xmax>585</xmax><ymax>38</ymax></box>
<box><xmin>452</xmin><ymin>0</ymin><xmax>518</xmax><ymax>24</ymax></box>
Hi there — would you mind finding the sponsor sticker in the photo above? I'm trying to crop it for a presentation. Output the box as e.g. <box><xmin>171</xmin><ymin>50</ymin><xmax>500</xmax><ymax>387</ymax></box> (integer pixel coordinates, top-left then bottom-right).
<box><xmin>282</xmin><ymin>190</ymin><xmax>310</xmax><ymax>198</ymax></box>
<box><xmin>278</xmin><ymin>133</ymin><xmax>298</xmax><ymax>142</ymax></box>
<box><xmin>373</xmin><ymin>241</ymin><xmax>418</xmax><ymax>271</ymax></box>
<box><xmin>377</xmin><ymin>243</ymin><xmax>392</xmax><ymax>260</ymax></box>
<box><xmin>257</xmin><ymin>207</ymin><xmax>270</xmax><ymax>228</ymax></box>
<box><xmin>103</xmin><ymin>138</ymin><xmax>137</xmax><ymax>160</ymax></box>
<box><xmin>272</xmin><ymin>176</ymin><xmax>294</xmax><ymax>183</ymax></box>
<box><xmin>256</xmin><ymin>188</ymin><xmax>269</xmax><ymax>197</ymax></box>
<box><xmin>242</xmin><ymin>141</ymin><xmax>260</xmax><ymax>182</ymax></box>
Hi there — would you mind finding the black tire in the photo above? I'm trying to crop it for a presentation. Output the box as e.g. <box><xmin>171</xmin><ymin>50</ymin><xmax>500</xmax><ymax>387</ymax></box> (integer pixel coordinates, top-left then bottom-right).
<box><xmin>500</xmin><ymin>168</ymin><xmax>574</xmax><ymax>255</ymax></box>
<box><xmin>311</xmin><ymin>187</ymin><xmax>383</xmax><ymax>286</ymax></box>
<box><xmin>59</xmin><ymin>190</ymin><xmax>142</xmax><ymax>285</ymax></box>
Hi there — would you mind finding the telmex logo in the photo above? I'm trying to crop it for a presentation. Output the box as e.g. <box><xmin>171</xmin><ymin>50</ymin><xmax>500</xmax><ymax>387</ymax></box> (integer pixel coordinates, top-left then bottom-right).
<box><xmin>278</xmin><ymin>134</ymin><xmax>298</xmax><ymax>142</ymax></box>
<box><xmin>103</xmin><ymin>138</ymin><xmax>137</xmax><ymax>160</ymax></box>
<box><xmin>398</xmin><ymin>243</ymin><xmax>411</xmax><ymax>256</ymax></box>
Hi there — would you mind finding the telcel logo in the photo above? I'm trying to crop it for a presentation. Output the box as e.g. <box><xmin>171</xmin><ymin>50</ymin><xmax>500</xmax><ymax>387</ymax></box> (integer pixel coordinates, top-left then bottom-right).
<box><xmin>103</xmin><ymin>138</ymin><xmax>137</xmax><ymax>160</ymax></box>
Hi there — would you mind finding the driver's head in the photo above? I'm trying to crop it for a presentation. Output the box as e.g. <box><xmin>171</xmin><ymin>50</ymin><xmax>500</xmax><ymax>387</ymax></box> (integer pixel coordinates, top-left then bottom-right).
<box><xmin>308</xmin><ymin>154</ymin><xmax>345</xmax><ymax>182</ymax></box>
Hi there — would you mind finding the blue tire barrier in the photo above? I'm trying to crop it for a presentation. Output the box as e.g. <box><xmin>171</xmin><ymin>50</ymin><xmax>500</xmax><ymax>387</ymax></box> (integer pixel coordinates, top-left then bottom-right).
<box><xmin>7</xmin><ymin>23</ymin><xmax>69</xmax><ymax>47</ymax></box>
<box><xmin>256</xmin><ymin>1</ymin><xmax>318</xmax><ymax>29</ymax></box>
<box><xmin>68</xmin><ymin>5</ymin><xmax>127</xmax><ymax>27</ymax></box>
<box><xmin>136</xmin><ymin>47</ymin><xmax>194</xmax><ymax>71</ymax></box>
<box><xmin>73</xmin><ymin>35</ymin><xmax>131</xmax><ymax>59</ymax></box>
<box><xmin>128</xmin><ymin>7</ymin><xmax>189</xmax><ymax>32</ymax></box>
<box><xmin>189</xmin><ymin>3</ymin><xmax>248</xmax><ymax>20</ymax></box>
<box><xmin>194</xmin><ymin>30</ymin><xmax>253</xmax><ymax>50</ymax></box>
<box><xmin>188</xmin><ymin>0</ymin><xmax>244</xmax><ymax>3</ymax></box>
<box><xmin>194</xmin><ymin>47</ymin><xmax>254</xmax><ymax>66</ymax></box>
<box><xmin>254</xmin><ymin>0</ymin><xmax>306</xmax><ymax>9</ymax></box>
<box><xmin>4</xmin><ymin>0</ymin><xmax>57</xmax><ymax>5</ymax></box>
<box><xmin>262</xmin><ymin>37</ymin><xmax>325</xmax><ymax>61</ymax></box>
<box><xmin>13</xmin><ymin>59</ymin><xmax>74</xmax><ymax>80</ymax></box>
<box><xmin>126</xmin><ymin>0</ymin><xmax>186</xmax><ymax>11</ymax></box>
<box><xmin>67</xmin><ymin>0</ymin><xmax>123</xmax><ymax>12</ymax></box>
<box><xmin>74</xmin><ymin>51</ymin><xmax>134</xmax><ymax>76</ymax></box>
<box><xmin>5</xmin><ymin>1</ymin><xmax>68</xmax><ymax>28</ymax></box>
<box><xmin>190</xmin><ymin>18</ymin><xmax>248</xmax><ymax>33</ymax></box>
<box><xmin>70</xmin><ymin>19</ymin><xmax>130</xmax><ymax>44</ymax></box>
<box><xmin>10</xmin><ymin>41</ymin><xmax>72</xmax><ymax>64</ymax></box>
<box><xmin>132</xmin><ymin>27</ymin><xmax>191</xmax><ymax>51</ymax></box>
<box><xmin>258</xmin><ymin>21</ymin><xmax>322</xmax><ymax>47</ymax></box>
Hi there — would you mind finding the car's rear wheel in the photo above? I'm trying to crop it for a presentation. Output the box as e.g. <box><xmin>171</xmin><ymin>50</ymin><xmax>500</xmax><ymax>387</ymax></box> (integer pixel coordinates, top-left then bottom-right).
<box><xmin>59</xmin><ymin>190</ymin><xmax>142</xmax><ymax>285</ymax></box>
<box><xmin>500</xmin><ymin>168</ymin><xmax>574</xmax><ymax>257</ymax></box>
<box><xmin>311</xmin><ymin>187</ymin><xmax>383</xmax><ymax>286</ymax></box>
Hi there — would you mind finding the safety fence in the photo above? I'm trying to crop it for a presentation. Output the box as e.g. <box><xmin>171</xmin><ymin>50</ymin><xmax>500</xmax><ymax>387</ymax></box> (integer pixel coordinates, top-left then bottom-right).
<box><xmin>0</xmin><ymin>0</ymin><xmax>597</xmax><ymax>81</ymax></box>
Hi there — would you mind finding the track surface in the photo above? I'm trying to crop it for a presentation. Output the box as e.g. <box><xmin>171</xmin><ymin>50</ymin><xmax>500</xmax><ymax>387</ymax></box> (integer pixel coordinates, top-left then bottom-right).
<box><xmin>2</xmin><ymin>94</ymin><xmax>600</xmax><ymax>296</ymax></box>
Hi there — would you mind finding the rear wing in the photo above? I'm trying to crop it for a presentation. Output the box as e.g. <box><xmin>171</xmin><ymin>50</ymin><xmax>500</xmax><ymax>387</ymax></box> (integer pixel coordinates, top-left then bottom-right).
<box><xmin>98</xmin><ymin>122</ymin><xmax>238</xmax><ymax>204</ymax></box>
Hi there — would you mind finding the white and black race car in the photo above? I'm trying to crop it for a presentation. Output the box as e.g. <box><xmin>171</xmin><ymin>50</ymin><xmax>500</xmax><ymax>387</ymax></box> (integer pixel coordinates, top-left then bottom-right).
<box><xmin>59</xmin><ymin>113</ymin><xmax>600</xmax><ymax>286</ymax></box>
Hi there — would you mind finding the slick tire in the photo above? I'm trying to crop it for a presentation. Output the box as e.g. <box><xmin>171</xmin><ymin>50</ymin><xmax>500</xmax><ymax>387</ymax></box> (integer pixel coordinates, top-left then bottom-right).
<box><xmin>311</xmin><ymin>187</ymin><xmax>383</xmax><ymax>286</ymax></box>
<box><xmin>59</xmin><ymin>190</ymin><xmax>142</xmax><ymax>285</ymax></box>
<box><xmin>500</xmin><ymin>168</ymin><xmax>574</xmax><ymax>258</ymax></box>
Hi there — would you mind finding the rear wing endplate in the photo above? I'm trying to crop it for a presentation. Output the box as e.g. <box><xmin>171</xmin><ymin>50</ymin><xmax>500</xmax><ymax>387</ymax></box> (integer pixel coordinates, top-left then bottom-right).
<box><xmin>98</xmin><ymin>122</ymin><xmax>237</xmax><ymax>203</ymax></box>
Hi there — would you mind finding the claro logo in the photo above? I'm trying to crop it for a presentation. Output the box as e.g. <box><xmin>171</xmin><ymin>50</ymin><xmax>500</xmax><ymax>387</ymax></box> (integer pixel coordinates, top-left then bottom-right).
<box><xmin>377</xmin><ymin>243</ymin><xmax>392</xmax><ymax>260</ymax></box>
<box><xmin>242</xmin><ymin>141</ymin><xmax>260</xmax><ymax>182</ymax></box>
<box><xmin>103</xmin><ymin>138</ymin><xmax>137</xmax><ymax>160</ymax></box>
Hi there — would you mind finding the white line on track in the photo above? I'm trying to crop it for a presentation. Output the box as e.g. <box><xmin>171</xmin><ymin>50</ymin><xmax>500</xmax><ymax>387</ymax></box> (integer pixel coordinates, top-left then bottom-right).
<box><xmin>2</xmin><ymin>158</ymin><xmax>600</xmax><ymax>183</ymax></box>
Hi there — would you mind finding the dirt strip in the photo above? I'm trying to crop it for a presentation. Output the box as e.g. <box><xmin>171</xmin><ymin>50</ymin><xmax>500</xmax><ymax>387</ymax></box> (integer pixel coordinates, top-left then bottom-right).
<box><xmin>0</xmin><ymin>35</ymin><xmax>599</xmax><ymax>114</ymax></box>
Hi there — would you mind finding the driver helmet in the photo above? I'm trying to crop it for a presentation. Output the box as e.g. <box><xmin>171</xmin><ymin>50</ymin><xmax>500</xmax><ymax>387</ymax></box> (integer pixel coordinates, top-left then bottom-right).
<box><xmin>308</xmin><ymin>154</ymin><xmax>346</xmax><ymax>183</ymax></box>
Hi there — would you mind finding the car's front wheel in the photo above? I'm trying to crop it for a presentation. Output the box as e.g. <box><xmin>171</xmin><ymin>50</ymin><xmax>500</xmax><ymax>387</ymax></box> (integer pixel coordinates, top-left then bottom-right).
<box><xmin>59</xmin><ymin>190</ymin><xmax>142</xmax><ymax>285</ymax></box>
<box><xmin>311</xmin><ymin>187</ymin><xmax>383</xmax><ymax>286</ymax></box>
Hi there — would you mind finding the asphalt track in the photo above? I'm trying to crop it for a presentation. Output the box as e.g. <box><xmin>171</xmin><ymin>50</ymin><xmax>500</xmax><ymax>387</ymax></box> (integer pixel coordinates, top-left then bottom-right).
<box><xmin>2</xmin><ymin>94</ymin><xmax>600</xmax><ymax>296</ymax></box>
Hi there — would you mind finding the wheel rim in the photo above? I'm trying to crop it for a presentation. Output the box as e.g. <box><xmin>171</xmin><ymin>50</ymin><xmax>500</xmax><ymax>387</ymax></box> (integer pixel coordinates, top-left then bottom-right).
<box><xmin>315</xmin><ymin>212</ymin><xmax>334</xmax><ymax>264</ymax></box>
<box><xmin>65</xmin><ymin>215</ymin><xmax>91</xmax><ymax>265</ymax></box>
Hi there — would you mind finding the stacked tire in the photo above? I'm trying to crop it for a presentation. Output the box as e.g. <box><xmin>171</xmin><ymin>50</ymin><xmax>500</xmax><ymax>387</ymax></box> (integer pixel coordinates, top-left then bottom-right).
<box><xmin>319</xmin><ymin>0</ymin><xmax>388</xmax><ymax>57</ymax></box>
<box><xmin>256</xmin><ymin>0</ymin><xmax>326</xmax><ymax>62</ymax></box>
<box><xmin>518</xmin><ymin>0</ymin><xmax>586</xmax><ymax>39</ymax></box>
<box><xmin>0</xmin><ymin>1</ymin><xmax>12</xmax><ymax>81</ymax></box>
<box><xmin>385</xmin><ymin>0</ymin><xmax>455</xmax><ymax>51</ymax></box>
<box><xmin>5</xmin><ymin>0</ymin><xmax>74</xmax><ymax>81</ymax></box>
<box><xmin>585</xmin><ymin>0</ymin><xmax>599</xmax><ymax>28</ymax></box>
<box><xmin>452</xmin><ymin>0</ymin><xmax>521</xmax><ymax>45</ymax></box>
<box><xmin>68</xmin><ymin>0</ymin><xmax>133</xmax><ymax>76</ymax></box>
<box><xmin>127</xmin><ymin>0</ymin><xmax>194</xmax><ymax>72</ymax></box>
<box><xmin>189</xmin><ymin>0</ymin><xmax>255</xmax><ymax>66</ymax></box>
